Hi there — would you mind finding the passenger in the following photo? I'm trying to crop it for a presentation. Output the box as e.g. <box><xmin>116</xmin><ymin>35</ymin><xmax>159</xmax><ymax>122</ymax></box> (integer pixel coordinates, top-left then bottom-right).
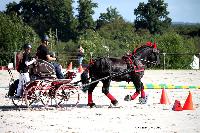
<box><xmin>36</xmin><ymin>35</ymin><xmax>64</xmax><ymax>79</ymax></box>
<box><xmin>15</xmin><ymin>43</ymin><xmax>36</xmax><ymax>98</ymax></box>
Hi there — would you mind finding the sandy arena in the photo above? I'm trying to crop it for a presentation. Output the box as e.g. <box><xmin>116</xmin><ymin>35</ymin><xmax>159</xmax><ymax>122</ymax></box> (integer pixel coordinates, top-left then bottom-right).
<box><xmin>0</xmin><ymin>70</ymin><xmax>200</xmax><ymax>133</ymax></box>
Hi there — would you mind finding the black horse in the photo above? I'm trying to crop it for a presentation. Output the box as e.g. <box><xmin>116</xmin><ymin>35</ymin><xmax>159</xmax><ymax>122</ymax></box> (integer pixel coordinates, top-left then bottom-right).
<box><xmin>81</xmin><ymin>42</ymin><xmax>160</xmax><ymax>107</ymax></box>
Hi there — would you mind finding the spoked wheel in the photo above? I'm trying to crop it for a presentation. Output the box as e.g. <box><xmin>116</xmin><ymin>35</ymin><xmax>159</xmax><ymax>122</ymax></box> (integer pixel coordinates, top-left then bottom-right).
<box><xmin>11</xmin><ymin>96</ymin><xmax>26</xmax><ymax>108</ymax></box>
<box><xmin>55</xmin><ymin>87</ymin><xmax>80</xmax><ymax>108</ymax></box>
<box><xmin>24</xmin><ymin>86</ymin><xmax>43</xmax><ymax>108</ymax></box>
<box><xmin>11</xmin><ymin>80</ymin><xmax>36</xmax><ymax>108</ymax></box>
<box><xmin>40</xmin><ymin>89</ymin><xmax>57</xmax><ymax>107</ymax></box>
<box><xmin>40</xmin><ymin>90</ymin><xmax>51</xmax><ymax>107</ymax></box>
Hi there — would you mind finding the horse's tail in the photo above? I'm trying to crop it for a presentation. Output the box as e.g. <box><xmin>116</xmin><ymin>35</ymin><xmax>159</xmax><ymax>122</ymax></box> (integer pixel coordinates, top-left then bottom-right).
<box><xmin>81</xmin><ymin>69</ymin><xmax>89</xmax><ymax>93</ymax></box>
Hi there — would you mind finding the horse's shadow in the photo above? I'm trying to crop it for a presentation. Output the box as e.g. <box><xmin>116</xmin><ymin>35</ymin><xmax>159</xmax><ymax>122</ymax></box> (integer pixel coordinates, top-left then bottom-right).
<box><xmin>47</xmin><ymin>103</ymin><xmax>111</xmax><ymax>109</ymax></box>
<box><xmin>0</xmin><ymin>103</ymin><xmax>116</xmax><ymax>111</ymax></box>
<box><xmin>0</xmin><ymin>105</ymin><xmax>28</xmax><ymax>111</ymax></box>
<box><xmin>76</xmin><ymin>104</ymin><xmax>110</xmax><ymax>108</ymax></box>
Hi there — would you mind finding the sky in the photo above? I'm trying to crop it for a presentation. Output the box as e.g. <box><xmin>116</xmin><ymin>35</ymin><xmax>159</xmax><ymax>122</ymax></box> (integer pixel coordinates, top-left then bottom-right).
<box><xmin>0</xmin><ymin>0</ymin><xmax>200</xmax><ymax>23</ymax></box>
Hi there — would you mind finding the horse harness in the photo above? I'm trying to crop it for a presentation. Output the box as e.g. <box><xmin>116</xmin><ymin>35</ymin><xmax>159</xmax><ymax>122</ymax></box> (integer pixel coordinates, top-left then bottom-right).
<box><xmin>122</xmin><ymin>54</ymin><xmax>145</xmax><ymax>73</ymax></box>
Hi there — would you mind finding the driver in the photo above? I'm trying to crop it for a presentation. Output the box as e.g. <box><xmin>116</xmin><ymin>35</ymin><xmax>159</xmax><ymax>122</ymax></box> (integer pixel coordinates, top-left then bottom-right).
<box><xmin>36</xmin><ymin>35</ymin><xmax>64</xmax><ymax>79</ymax></box>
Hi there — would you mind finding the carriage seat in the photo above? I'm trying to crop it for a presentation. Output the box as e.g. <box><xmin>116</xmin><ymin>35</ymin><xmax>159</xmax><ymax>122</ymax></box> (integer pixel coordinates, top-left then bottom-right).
<box><xmin>30</xmin><ymin>59</ymin><xmax>57</xmax><ymax>79</ymax></box>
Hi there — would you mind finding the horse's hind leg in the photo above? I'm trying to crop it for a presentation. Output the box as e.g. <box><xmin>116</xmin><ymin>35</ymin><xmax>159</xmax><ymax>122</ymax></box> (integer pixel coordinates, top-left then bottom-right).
<box><xmin>102</xmin><ymin>80</ymin><xmax>118</xmax><ymax>106</ymax></box>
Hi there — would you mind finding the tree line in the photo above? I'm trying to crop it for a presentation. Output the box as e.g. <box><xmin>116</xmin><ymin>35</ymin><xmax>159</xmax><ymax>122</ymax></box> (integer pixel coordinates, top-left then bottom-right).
<box><xmin>0</xmin><ymin>0</ymin><xmax>200</xmax><ymax>69</ymax></box>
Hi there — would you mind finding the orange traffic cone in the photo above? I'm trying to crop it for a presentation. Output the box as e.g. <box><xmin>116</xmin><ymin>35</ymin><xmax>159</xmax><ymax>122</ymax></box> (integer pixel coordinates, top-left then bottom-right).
<box><xmin>160</xmin><ymin>88</ymin><xmax>170</xmax><ymax>104</ymax></box>
<box><xmin>183</xmin><ymin>91</ymin><xmax>194</xmax><ymax>110</ymax></box>
<box><xmin>67</xmin><ymin>62</ymin><xmax>72</xmax><ymax>71</ymax></box>
<box><xmin>78</xmin><ymin>65</ymin><xmax>83</xmax><ymax>73</ymax></box>
<box><xmin>172</xmin><ymin>100</ymin><xmax>183</xmax><ymax>111</ymax></box>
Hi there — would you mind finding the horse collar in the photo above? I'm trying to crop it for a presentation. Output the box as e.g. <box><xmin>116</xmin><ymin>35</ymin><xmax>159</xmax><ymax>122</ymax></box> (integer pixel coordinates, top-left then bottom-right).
<box><xmin>122</xmin><ymin>55</ymin><xmax>144</xmax><ymax>73</ymax></box>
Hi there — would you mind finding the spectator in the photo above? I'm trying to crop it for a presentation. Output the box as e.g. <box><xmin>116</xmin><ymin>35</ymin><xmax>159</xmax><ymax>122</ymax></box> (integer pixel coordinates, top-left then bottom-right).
<box><xmin>77</xmin><ymin>45</ymin><xmax>84</xmax><ymax>66</ymax></box>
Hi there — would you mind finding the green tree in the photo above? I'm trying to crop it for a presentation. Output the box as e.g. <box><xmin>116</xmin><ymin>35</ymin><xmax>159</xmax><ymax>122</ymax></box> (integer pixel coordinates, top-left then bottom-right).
<box><xmin>97</xmin><ymin>19</ymin><xmax>149</xmax><ymax>57</ymax></box>
<box><xmin>6</xmin><ymin>0</ymin><xmax>75</xmax><ymax>41</ymax></box>
<box><xmin>5</xmin><ymin>2</ymin><xmax>21</xmax><ymax>16</ymax></box>
<box><xmin>96</xmin><ymin>6</ymin><xmax>123</xmax><ymax>29</ymax></box>
<box><xmin>77</xmin><ymin>0</ymin><xmax>97</xmax><ymax>33</ymax></box>
<box><xmin>0</xmin><ymin>13</ymin><xmax>37</xmax><ymax>66</ymax></box>
<box><xmin>172</xmin><ymin>24</ymin><xmax>200</xmax><ymax>37</ymax></box>
<box><xmin>134</xmin><ymin>0</ymin><xmax>171</xmax><ymax>34</ymax></box>
<box><xmin>60</xmin><ymin>0</ymin><xmax>77</xmax><ymax>40</ymax></box>
<box><xmin>78</xmin><ymin>29</ymin><xmax>107</xmax><ymax>61</ymax></box>
<box><xmin>156</xmin><ymin>31</ymin><xmax>197</xmax><ymax>69</ymax></box>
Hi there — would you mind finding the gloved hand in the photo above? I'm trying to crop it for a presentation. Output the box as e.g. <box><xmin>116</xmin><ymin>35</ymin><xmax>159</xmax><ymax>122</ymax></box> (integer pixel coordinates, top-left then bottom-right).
<box><xmin>25</xmin><ymin>58</ymin><xmax>37</xmax><ymax>66</ymax></box>
<box><xmin>32</xmin><ymin>58</ymin><xmax>36</xmax><ymax>62</ymax></box>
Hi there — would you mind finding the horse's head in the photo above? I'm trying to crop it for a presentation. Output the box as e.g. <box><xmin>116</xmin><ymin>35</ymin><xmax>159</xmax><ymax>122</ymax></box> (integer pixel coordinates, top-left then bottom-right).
<box><xmin>133</xmin><ymin>42</ymin><xmax>160</xmax><ymax>68</ymax></box>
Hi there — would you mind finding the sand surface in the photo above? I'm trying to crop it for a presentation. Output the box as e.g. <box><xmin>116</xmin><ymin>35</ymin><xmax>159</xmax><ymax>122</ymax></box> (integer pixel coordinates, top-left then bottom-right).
<box><xmin>0</xmin><ymin>70</ymin><xmax>200</xmax><ymax>133</ymax></box>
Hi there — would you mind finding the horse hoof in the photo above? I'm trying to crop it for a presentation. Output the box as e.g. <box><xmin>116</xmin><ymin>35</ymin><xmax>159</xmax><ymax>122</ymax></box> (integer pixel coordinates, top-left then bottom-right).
<box><xmin>124</xmin><ymin>95</ymin><xmax>132</xmax><ymax>101</ymax></box>
<box><xmin>81</xmin><ymin>88</ymin><xmax>88</xmax><ymax>93</ymax></box>
<box><xmin>109</xmin><ymin>100</ymin><xmax>122</xmax><ymax>108</ymax></box>
<box><xmin>111</xmin><ymin>100</ymin><xmax>118</xmax><ymax>106</ymax></box>
<box><xmin>87</xmin><ymin>103</ymin><xmax>96</xmax><ymax>108</ymax></box>
<box><xmin>139</xmin><ymin>95</ymin><xmax>148</xmax><ymax>104</ymax></box>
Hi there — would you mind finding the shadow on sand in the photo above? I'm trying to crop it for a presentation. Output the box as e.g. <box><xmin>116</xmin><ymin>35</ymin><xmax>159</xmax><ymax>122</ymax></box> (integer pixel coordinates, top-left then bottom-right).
<box><xmin>0</xmin><ymin>103</ymin><xmax>114</xmax><ymax>111</ymax></box>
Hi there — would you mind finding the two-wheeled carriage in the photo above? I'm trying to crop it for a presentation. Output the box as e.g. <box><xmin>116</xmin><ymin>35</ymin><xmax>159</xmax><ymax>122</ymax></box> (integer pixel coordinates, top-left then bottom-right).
<box><xmin>7</xmin><ymin>59</ymin><xmax>80</xmax><ymax>108</ymax></box>
<box><xmin>24</xmin><ymin>78</ymin><xmax>80</xmax><ymax>108</ymax></box>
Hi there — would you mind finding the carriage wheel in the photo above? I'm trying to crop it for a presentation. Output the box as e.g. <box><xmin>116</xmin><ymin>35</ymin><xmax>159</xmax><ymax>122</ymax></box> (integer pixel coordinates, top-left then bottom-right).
<box><xmin>40</xmin><ymin>89</ymin><xmax>57</xmax><ymax>107</ymax></box>
<box><xmin>55</xmin><ymin>87</ymin><xmax>80</xmax><ymax>108</ymax></box>
<box><xmin>24</xmin><ymin>86</ymin><xmax>43</xmax><ymax>108</ymax></box>
<box><xmin>40</xmin><ymin>90</ymin><xmax>51</xmax><ymax>107</ymax></box>
<box><xmin>11</xmin><ymin>80</ymin><xmax>34</xmax><ymax>108</ymax></box>
<box><xmin>11</xmin><ymin>96</ymin><xmax>26</xmax><ymax>108</ymax></box>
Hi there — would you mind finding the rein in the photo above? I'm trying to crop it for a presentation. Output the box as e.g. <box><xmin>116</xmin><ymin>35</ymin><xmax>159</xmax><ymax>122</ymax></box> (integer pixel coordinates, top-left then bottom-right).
<box><xmin>139</xmin><ymin>58</ymin><xmax>158</xmax><ymax>65</ymax></box>
<box><xmin>79</xmin><ymin>68</ymin><xmax>133</xmax><ymax>88</ymax></box>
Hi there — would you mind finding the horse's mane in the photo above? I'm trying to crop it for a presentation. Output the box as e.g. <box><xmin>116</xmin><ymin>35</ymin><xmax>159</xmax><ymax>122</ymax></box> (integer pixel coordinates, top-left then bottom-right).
<box><xmin>133</xmin><ymin>42</ymin><xmax>157</xmax><ymax>56</ymax></box>
<box><xmin>133</xmin><ymin>45</ymin><xmax>150</xmax><ymax>56</ymax></box>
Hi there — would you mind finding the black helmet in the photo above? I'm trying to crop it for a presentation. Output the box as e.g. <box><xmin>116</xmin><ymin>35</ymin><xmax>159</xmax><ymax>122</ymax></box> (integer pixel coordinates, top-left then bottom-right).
<box><xmin>23</xmin><ymin>43</ymin><xmax>32</xmax><ymax>50</ymax></box>
<box><xmin>41</xmin><ymin>35</ymin><xmax>49</xmax><ymax>41</ymax></box>
<box><xmin>49</xmin><ymin>51</ymin><xmax>56</xmax><ymax>57</ymax></box>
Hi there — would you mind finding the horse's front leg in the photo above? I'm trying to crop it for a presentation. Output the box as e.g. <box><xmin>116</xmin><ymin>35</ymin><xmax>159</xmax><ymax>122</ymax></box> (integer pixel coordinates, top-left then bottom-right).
<box><xmin>88</xmin><ymin>78</ymin><xmax>99</xmax><ymax>108</ymax></box>
<box><xmin>124</xmin><ymin>74</ymin><xmax>147</xmax><ymax>104</ymax></box>
<box><xmin>102</xmin><ymin>80</ymin><xmax>118</xmax><ymax>106</ymax></box>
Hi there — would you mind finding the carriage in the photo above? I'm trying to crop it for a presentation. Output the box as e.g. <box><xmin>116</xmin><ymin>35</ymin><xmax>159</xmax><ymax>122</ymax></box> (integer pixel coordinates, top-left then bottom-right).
<box><xmin>8</xmin><ymin>59</ymin><xmax>80</xmax><ymax>108</ymax></box>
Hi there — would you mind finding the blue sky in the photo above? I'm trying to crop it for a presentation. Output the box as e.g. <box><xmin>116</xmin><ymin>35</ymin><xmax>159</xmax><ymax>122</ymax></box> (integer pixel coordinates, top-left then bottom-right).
<box><xmin>1</xmin><ymin>0</ymin><xmax>200</xmax><ymax>23</ymax></box>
